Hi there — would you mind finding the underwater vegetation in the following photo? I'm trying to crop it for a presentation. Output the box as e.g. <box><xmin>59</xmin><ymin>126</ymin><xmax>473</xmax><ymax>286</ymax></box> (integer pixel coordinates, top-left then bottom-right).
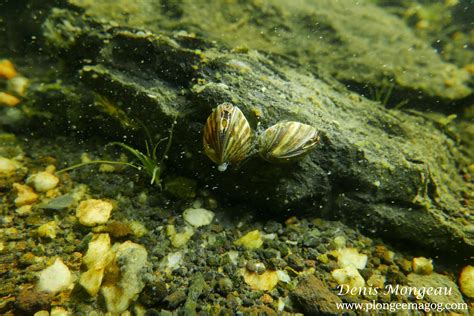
<box><xmin>57</xmin><ymin>118</ymin><xmax>176</xmax><ymax>188</ymax></box>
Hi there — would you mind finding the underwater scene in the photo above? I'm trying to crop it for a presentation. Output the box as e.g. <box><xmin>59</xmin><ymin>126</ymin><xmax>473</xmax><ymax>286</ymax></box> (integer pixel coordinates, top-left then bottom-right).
<box><xmin>0</xmin><ymin>0</ymin><xmax>473</xmax><ymax>315</ymax></box>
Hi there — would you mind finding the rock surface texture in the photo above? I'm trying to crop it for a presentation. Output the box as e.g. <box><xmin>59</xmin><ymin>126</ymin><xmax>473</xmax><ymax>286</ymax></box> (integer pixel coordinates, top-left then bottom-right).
<box><xmin>0</xmin><ymin>0</ymin><xmax>472</xmax><ymax>260</ymax></box>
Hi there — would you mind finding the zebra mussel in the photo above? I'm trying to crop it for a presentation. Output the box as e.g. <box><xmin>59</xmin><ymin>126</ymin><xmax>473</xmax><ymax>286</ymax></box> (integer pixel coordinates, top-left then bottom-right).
<box><xmin>203</xmin><ymin>103</ymin><xmax>320</xmax><ymax>171</ymax></box>
<box><xmin>203</xmin><ymin>103</ymin><xmax>253</xmax><ymax>172</ymax></box>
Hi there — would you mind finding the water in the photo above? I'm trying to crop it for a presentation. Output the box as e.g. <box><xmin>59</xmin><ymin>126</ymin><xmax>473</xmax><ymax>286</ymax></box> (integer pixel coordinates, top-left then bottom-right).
<box><xmin>0</xmin><ymin>0</ymin><xmax>472</xmax><ymax>314</ymax></box>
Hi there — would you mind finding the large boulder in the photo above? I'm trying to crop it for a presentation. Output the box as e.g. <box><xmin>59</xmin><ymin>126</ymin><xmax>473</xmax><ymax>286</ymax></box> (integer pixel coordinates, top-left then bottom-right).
<box><xmin>0</xmin><ymin>2</ymin><xmax>472</xmax><ymax>259</ymax></box>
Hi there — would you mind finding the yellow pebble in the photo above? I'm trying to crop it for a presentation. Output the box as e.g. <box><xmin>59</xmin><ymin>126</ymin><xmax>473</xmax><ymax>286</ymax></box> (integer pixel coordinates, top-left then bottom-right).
<box><xmin>0</xmin><ymin>92</ymin><xmax>21</xmax><ymax>107</ymax></box>
<box><xmin>0</xmin><ymin>59</ymin><xmax>17</xmax><ymax>79</ymax></box>
<box><xmin>13</xmin><ymin>183</ymin><xmax>38</xmax><ymax>206</ymax></box>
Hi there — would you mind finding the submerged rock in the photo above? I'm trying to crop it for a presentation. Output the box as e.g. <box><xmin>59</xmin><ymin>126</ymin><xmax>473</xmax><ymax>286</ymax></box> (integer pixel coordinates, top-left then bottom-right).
<box><xmin>1</xmin><ymin>1</ymin><xmax>472</xmax><ymax>259</ymax></box>
<box><xmin>291</xmin><ymin>274</ymin><xmax>343</xmax><ymax>315</ymax></box>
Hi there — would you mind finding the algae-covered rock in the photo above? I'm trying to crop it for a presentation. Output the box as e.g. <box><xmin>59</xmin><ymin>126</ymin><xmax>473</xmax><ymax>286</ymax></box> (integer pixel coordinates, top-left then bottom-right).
<box><xmin>68</xmin><ymin>0</ymin><xmax>471</xmax><ymax>101</ymax></box>
<box><xmin>0</xmin><ymin>1</ymin><xmax>472</xmax><ymax>259</ymax></box>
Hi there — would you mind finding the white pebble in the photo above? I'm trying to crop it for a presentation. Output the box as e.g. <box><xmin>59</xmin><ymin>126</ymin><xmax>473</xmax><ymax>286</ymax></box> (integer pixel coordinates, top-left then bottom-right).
<box><xmin>183</xmin><ymin>207</ymin><xmax>215</xmax><ymax>228</ymax></box>
<box><xmin>37</xmin><ymin>258</ymin><xmax>73</xmax><ymax>294</ymax></box>
<box><xmin>27</xmin><ymin>171</ymin><xmax>59</xmax><ymax>192</ymax></box>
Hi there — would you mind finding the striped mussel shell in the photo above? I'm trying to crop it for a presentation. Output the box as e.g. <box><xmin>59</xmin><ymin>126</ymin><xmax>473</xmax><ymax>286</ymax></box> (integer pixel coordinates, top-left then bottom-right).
<box><xmin>203</xmin><ymin>103</ymin><xmax>253</xmax><ymax>171</ymax></box>
<box><xmin>258</xmin><ymin>121</ymin><xmax>320</xmax><ymax>163</ymax></box>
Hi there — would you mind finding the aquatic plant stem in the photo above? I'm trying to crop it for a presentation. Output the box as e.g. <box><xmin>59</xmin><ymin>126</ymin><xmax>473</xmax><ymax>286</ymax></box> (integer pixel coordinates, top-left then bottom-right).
<box><xmin>56</xmin><ymin>160</ymin><xmax>137</xmax><ymax>174</ymax></box>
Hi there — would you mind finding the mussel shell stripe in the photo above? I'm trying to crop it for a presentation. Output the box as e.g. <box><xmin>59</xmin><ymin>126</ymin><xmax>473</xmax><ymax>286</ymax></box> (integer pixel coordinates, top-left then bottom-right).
<box><xmin>203</xmin><ymin>103</ymin><xmax>252</xmax><ymax>166</ymax></box>
<box><xmin>258</xmin><ymin>121</ymin><xmax>320</xmax><ymax>162</ymax></box>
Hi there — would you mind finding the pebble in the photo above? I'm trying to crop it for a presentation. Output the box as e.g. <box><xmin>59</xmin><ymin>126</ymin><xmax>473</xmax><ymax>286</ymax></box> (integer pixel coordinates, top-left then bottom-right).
<box><xmin>101</xmin><ymin>241</ymin><xmax>150</xmax><ymax>313</ymax></box>
<box><xmin>459</xmin><ymin>265</ymin><xmax>474</xmax><ymax>298</ymax></box>
<box><xmin>7</xmin><ymin>75</ymin><xmax>29</xmax><ymax>96</ymax></box>
<box><xmin>336</xmin><ymin>248</ymin><xmax>368</xmax><ymax>270</ymax></box>
<box><xmin>0</xmin><ymin>59</ymin><xmax>17</xmax><ymax>79</ymax></box>
<box><xmin>242</xmin><ymin>268</ymin><xmax>279</xmax><ymax>291</ymax></box>
<box><xmin>234</xmin><ymin>230</ymin><xmax>263</xmax><ymax>249</ymax></box>
<box><xmin>217</xmin><ymin>277</ymin><xmax>233</xmax><ymax>295</ymax></box>
<box><xmin>36</xmin><ymin>258</ymin><xmax>73</xmax><ymax>294</ymax></box>
<box><xmin>183</xmin><ymin>207</ymin><xmax>215</xmax><ymax>227</ymax></box>
<box><xmin>0</xmin><ymin>91</ymin><xmax>21</xmax><ymax>107</ymax></box>
<box><xmin>331</xmin><ymin>265</ymin><xmax>365</xmax><ymax>290</ymax></box>
<box><xmin>76</xmin><ymin>199</ymin><xmax>113</xmax><ymax>226</ymax></box>
<box><xmin>80</xmin><ymin>233</ymin><xmax>113</xmax><ymax>296</ymax></box>
<box><xmin>27</xmin><ymin>170</ymin><xmax>59</xmax><ymax>192</ymax></box>
<box><xmin>37</xmin><ymin>221</ymin><xmax>58</xmax><ymax>239</ymax></box>
<box><xmin>160</xmin><ymin>251</ymin><xmax>183</xmax><ymax>273</ymax></box>
<box><xmin>0</xmin><ymin>156</ymin><xmax>27</xmax><ymax>188</ymax></box>
<box><xmin>13</xmin><ymin>183</ymin><xmax>38</xmax><ymax>206</ymax></box>
<box><xmin>291</xmin><ymin>274</ymin><xmax>343</xmax><ymax>314</ymax></box>
<box><xmin>412</xmin><ymin>256</ymin><xmax>433</xmax><ymax>275</ymax></box>
<box><xmin>50</xmin><ymin>306</ymin><xmax>69</xmax><ymax>316</ymax></box>
<box><xmin>166</xmin><ymin>224</ymin><xmax>194</xmax><ymax>248</ymax></box>
<box><xmin>15</xmin><ymin>287</ymin><xmax>52</xmax><ymax>314</ymax></box>
<box><xmin>407</xmin><ymin>273</ymin><xmax>465</xmax><ymax>310</ymax></box>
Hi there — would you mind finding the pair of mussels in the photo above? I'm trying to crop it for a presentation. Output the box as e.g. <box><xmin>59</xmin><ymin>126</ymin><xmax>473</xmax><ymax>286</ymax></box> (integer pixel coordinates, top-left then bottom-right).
<box><xmin>203</xmin><ymin>103</ymin><xmax>321</xmax><ymax>171</ymax></box>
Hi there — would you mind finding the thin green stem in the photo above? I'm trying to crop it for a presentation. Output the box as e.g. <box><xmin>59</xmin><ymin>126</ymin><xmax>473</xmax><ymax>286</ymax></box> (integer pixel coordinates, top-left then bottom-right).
<box><xmin>56</xmin><ymin>160</ymin><xmax>137</xmax><ymax>174</ymax></box>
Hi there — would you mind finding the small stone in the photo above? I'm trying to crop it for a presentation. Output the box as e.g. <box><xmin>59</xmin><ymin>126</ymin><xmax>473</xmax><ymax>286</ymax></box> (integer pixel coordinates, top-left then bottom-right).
<box><xmin>16</xmin><ymin>204</ymin><xmax>33</xmax><ymax>216</ymax></box>
<box><xmin>459</xmin><ymin>265</ymin><xmax>474</xmax><ymax>298</ymax></box>
<box><xmin>80</xmin><ymin>267</ymin><xmax>104</xmax><ymax>297</ymax></box>
<box><xmin>166</xmin><ymin>225</ymin><xmax>194</xmax><ymax>248</ymax></box>
<box><xmin>217</xmin><ymin>277</ymin><xmax>233</xmax><ymax>295</ymax></box>
<box><xmin>27</xmin><ymin>170</ymin><xmax>59</xmax><ymax>192</ymax></box>
<box><xmin>164</xmin><ymin>290</ymin><xmax>187</xmax><ymax>309</ymax></box>
<box><xmin>128</xmin><ymin>220</ymin><xmax>148</xmax><ymax>237</ymax></box>
<box><xmin>407</xmin><ymin>273</ymin><xmax>465</xmax><ymax>310</ymax></box>
<box><xmin>37</xmin><ymin>258</ymin><xmax>73</xmax><ymax>294</ymax></box>
<box><xmin>159</xmin><ymin>251</ymin><xmax>183</xmax><ymax>272</ymax></box>
<box><xmin>412</xmin><ymin>257</ymin><xmax>433</xmax><ymax>275</ymax></box>
<box><xmin>76</xmin><ymin>199</ymin><xmax>113</xmax><ymax>226</ymax></box>
<box><xmin>242</xmin><ymin>269</ymin><xmax>279</xmax><ymax>291</ymax></box>
<box><xmin>13</xmin><ymin>183</ymin><xmax>38</xmax><ymax>206</ymax></box>
<box><xmin>367</xmin><ymin>273</ymin><xmax>385</xmax><ymax>289</ymax></box>
<box><xmin>15</xmin><ymin>287</ymin><xmax>52</xmax><ymax>314</ymax></box>
<box><xmin>96</xmin><ymin>221</ymin><xmax>132</xmax><ymax>238</ymax></box>
<box><xmin>0</xmin><ymin>92</ymin><xmax>20</xmax><ymax>107</ymax></box>
<box><xmin>276</xmin><ymin>270</ymin><xmax>291</xmax><ymax>283</ymax></box>
<box><xmin>183</xmin><ymin>207</ymin><xmax>215</xmax><ymax>228</ymax></box>
<box><xmin>7</xmin><ymin>75</ymin><xmax>29</xmax><ymax>96</ymax></box>
<box><xmin>234</xmin><ymin>230</ymin><xmax>263</xmax><ymax>249</ymax></box>
<box><xmin>101</xmin><ymin>241</ymin><xmax>150</xmax><ymax>313</ymax></box>
<box><xmin>80</xmin><ymin>233</ymin><xmax>113</xmax><ymax>296</ymax></box>
<box><xmin>331</xmin><ymin>265</ymin><xmax>365</xmax><ymax>290</ymax></box>
<box><xmin>337</xmin><ymin>248</ymin><xmax>368</xmax><ymax>270</ymax></box>
<box><xmin>291</xmin><ymin>274</ymin><xmax>343</xmax><ymax>314</ymax></box>
<box><xmin>83</xmin><ymin>233</ymin><xmax>113</xmax><ymax>269</ymax></box>
<box><xmin>331</xmin><ymin>236</ymin><xmax>346</xmax><ymax>250</ymax></box>
<box><xmin>0</xmin><ymin>59</ymin><xmax>17</xmax><ymax>79</ymax></box>
<box><xmin>37</xmin><ymin>221</ymin><xmax>58</xmax><ymax>239</ymax></box>
<box><xmin>33</xmin><ymin>311</ymin><xmax>49</xmax><ymax>316</ymax></box>
<box><xmin>0</xmin><ymin>156</ymin><xmax>27</xmax><ymax>189</ymax></box>
<box><xmin>50</xmin><ymin>306</ymin><xmax>69</xmax><ymax>316</ymax></box>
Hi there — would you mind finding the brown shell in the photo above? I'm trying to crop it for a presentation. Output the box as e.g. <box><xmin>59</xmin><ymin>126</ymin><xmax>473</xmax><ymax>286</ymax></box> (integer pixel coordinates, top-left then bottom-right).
<box><xmin>203</xmin><ymin>103</ymin><xmax>253</xmax><ymax>171</ymax></box>
<box><xmin>258</xmin><ymin>121</ymin><xmax>320</xmax><ymax>163</ymax></box>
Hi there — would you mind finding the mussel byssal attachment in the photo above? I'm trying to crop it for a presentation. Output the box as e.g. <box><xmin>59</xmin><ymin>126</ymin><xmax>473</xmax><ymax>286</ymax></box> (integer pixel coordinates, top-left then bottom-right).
<box><xmin>203</xmin><ymin>103</ymin><xmax>253</xmax><ymax>171</ymax></box>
